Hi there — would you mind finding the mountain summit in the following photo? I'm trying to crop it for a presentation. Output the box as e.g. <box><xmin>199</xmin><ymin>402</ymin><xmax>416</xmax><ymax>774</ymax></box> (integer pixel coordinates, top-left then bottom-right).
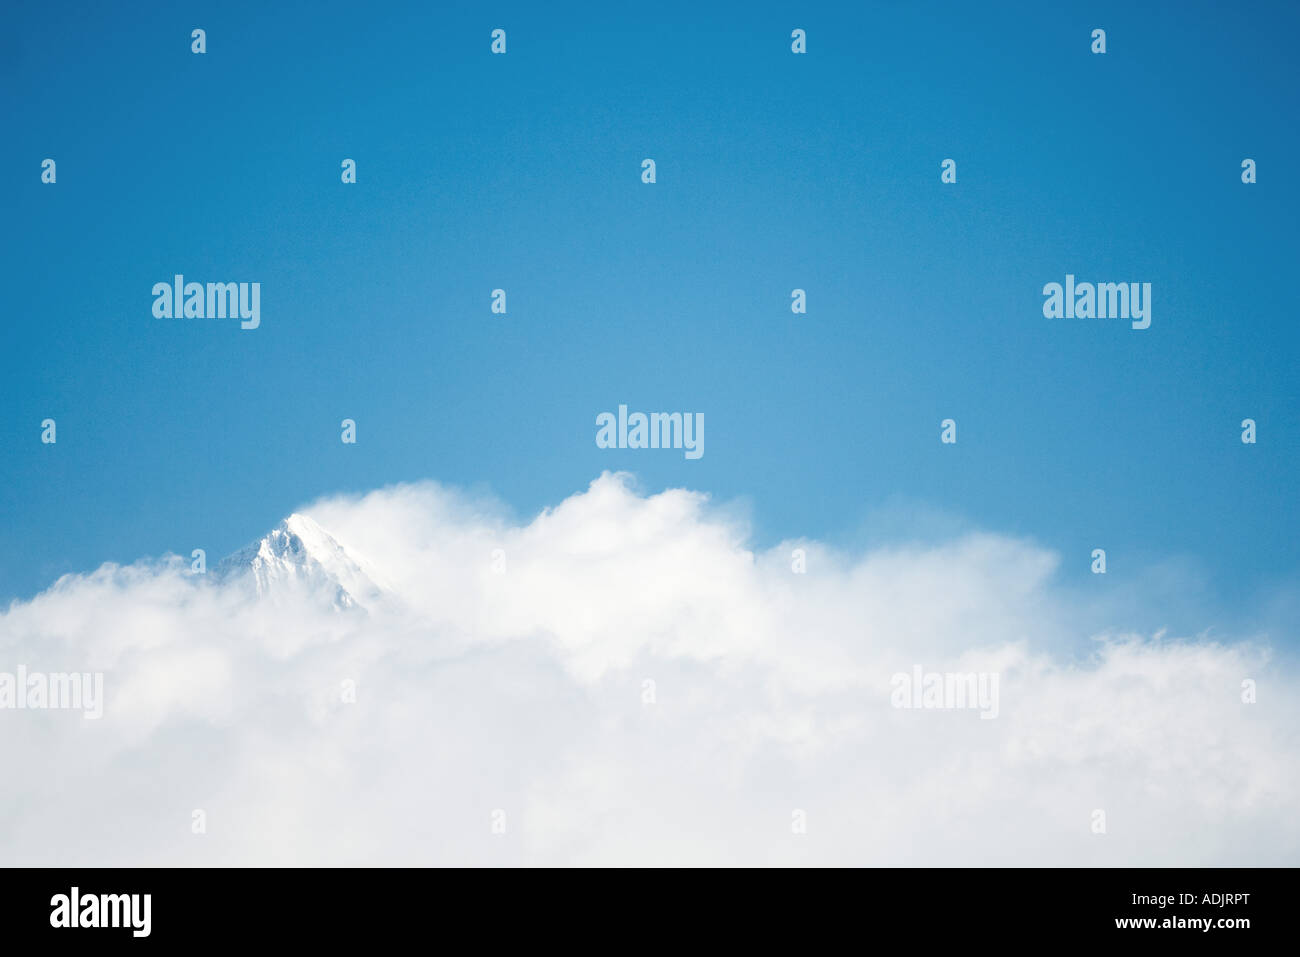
<box><xmin>219</xmin><ymin>513</ymin><xmax>388</xmax><ymax>611</ymax></box>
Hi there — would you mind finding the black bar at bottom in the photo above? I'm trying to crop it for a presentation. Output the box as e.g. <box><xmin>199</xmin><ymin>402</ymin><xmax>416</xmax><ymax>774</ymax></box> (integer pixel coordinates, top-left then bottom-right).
<box><xmin>0</xmin><ymin>866</ymin><xmax>1288</xmax><ymax>945</ymax></box>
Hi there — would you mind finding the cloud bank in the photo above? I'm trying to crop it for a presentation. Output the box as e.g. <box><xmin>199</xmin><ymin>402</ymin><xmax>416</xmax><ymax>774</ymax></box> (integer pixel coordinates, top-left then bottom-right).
<box><xmin>0</xmin><ymin>473</ymin><xmax>1295</xmax><ymax>866</ymax></box>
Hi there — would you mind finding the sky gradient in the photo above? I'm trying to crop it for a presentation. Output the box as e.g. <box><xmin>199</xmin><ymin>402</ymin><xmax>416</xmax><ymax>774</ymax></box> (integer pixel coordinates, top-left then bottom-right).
<box><xmin>3</xmin><ymin>1</ymin><xmax>1297</xmax><ymax>645</ymax></box>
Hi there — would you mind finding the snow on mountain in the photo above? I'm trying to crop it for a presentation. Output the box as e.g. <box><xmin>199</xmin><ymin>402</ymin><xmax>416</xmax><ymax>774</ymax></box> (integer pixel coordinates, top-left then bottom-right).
<box><xmin>218</xmin><ymin>513</ymin><xmax>390</xmax><ymax>611</ymax></box>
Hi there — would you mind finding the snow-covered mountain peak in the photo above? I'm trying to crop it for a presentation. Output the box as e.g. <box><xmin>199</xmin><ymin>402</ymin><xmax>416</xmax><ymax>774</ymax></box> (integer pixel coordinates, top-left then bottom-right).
<box><xmin>219</xmin><ymin>512</ymin><xmax>389</xmax><ymax>611</ymax></box>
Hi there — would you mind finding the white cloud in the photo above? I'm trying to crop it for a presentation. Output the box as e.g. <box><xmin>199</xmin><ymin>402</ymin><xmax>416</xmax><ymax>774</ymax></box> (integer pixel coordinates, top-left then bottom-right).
<box><xmin>0</xmin><ymin>472</ymin><xmax>1295</xmax><ymax>865</ymax></box>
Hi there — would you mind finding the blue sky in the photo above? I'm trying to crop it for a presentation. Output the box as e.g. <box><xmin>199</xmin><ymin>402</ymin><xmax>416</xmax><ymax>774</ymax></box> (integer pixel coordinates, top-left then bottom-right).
<box><xmin>3</xmin><ymin>0</ymin><xmax>1297</xmax><ymax>637</ymax></box>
